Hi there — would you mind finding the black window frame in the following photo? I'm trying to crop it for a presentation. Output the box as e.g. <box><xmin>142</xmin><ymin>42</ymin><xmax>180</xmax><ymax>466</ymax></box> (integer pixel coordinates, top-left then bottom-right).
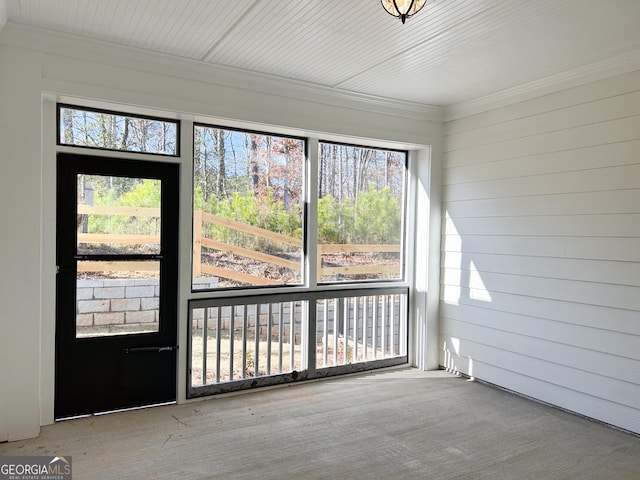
<box><xmin>191</xmin><ymin>122</ymin><xmax>308</xmax><ymax>293</ymax></box>
<box><xmin>317</xmin><ymin>139</ymin><xmax>409</xmax><ymax>285</ymax></box>
<box><xmin>57</xmin><ymin>103</ymin><xmax>180</xmax><ymax>158</ymax></box>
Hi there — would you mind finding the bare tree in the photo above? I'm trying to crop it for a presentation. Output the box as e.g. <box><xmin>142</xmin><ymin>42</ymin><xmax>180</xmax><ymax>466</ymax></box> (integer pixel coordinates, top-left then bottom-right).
<box><xmin>215</xmin><ymin>129</ymin><xmax>226</xmax><ymax>197</ymax></box>
<box><xmin>63</xmin><ymin>109</ymin><xmax>74</xmax><ymax>144</ymax></box>
<box><xmin>249</xmin><ymin>134</ymin><xmax>260</xmax><ymax>195</ymax></box>
<box><xmin>120</xmin><ymin>118</ymin><xmax>130</xmax><ymax>150</ymax></box>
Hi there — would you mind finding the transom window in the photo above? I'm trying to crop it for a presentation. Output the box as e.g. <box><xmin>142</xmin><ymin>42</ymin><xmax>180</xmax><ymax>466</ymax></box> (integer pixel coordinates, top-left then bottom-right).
<box><xmin>58</xmin><ymin>104</ymin><xmax>179</xmax><ymax>156</ymax></box>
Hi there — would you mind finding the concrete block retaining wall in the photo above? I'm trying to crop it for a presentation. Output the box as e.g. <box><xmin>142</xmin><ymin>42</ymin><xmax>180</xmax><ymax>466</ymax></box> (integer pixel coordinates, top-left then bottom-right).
<box><xmin>77</xmin><ymin>277</ymin><xmax>217</xmax><ymax>329</ymax></box>
<box><xmin>77</xmin><ymin>276</ymin><xmax>403</xmax><ymax>345</ymax></box>
<box><xmin>76</xmin><ymin>278</ymin><xmax>159</xmax><ymax>328</ymax></box>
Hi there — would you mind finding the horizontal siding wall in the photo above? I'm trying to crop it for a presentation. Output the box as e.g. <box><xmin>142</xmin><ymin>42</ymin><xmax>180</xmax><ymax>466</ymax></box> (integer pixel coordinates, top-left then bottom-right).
<box><xmin>441</xmin><ymin>70</ymin><xmax>640</xmax><ymax>434</ymax></box>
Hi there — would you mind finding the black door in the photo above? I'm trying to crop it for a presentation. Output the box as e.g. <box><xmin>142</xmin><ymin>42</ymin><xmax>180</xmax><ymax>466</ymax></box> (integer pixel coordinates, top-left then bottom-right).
<box><xmin>55</xmin><ymin>153</ymin><xmax>179</xmax><ymax>419</ymax></box>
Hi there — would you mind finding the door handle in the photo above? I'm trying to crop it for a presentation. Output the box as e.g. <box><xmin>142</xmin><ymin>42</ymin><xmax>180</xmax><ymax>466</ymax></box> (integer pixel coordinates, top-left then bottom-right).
<box><xmin>123</xmin><ymin>345</ymin><xmax>178</xmax><ymax>354</ymax></box>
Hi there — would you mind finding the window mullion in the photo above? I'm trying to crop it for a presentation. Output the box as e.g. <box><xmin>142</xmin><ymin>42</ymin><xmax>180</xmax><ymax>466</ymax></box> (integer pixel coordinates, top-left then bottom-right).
<box><xmin>306</xmin><ymin>138</ymin><xmax>319</xmax><ymax>289</ymax></box>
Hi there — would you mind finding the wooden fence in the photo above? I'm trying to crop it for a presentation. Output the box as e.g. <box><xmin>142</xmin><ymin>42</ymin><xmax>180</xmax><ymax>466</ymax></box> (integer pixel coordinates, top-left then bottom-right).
<box><xmin>77</xmin><ymin>205</ymin><xmax>400</xmax><ymax>282</ymax></box>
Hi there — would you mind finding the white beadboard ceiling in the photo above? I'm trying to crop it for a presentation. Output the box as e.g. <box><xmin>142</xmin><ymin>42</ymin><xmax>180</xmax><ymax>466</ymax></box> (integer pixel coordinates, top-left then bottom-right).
<box><xmin>4</xmin><ymin>0</ymin><xmax>640</xmax><ymax>107</ymax></box>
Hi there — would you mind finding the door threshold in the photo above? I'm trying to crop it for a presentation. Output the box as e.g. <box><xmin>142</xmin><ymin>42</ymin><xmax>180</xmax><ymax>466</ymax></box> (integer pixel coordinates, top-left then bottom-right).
<box><xmin>56</xmin><ymin>401</ymin><xmax>176</xmax><ymax>422</ymax></box>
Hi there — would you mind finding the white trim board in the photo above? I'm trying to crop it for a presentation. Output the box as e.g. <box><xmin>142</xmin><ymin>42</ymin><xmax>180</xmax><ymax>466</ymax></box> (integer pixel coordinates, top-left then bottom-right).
<box><xmin>445</xmin><ymin>43</ymin><xmax>640</xmax><ymax>122</ymax></box>
<box><xmin>0</xmin><ymin>22</ymin><xmax>444</xmax><ymax>124</ymax></box>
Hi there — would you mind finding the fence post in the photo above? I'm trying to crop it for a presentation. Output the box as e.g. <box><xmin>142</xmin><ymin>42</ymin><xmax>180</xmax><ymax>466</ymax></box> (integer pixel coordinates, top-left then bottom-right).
<box><xmin>80</xmin><ymin>182</ymin><xmax>94</xmax><ymax>233</ymax></box>
<box><xmin>193</xmin><ymin>210</ymin><xmax>203</xmax><ymax>278</ymax></box>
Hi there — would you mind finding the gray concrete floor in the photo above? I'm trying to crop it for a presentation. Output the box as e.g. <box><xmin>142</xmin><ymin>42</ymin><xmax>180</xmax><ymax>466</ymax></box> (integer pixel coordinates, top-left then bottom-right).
<box><xmin>2</xmin><ymin>367</ymin><xmax>640</xmax><ymax>479</ymax></box>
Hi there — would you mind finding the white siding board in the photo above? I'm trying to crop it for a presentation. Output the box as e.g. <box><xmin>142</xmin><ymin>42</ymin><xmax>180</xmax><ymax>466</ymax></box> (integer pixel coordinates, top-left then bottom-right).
<box><xmin>441</xmin><ymin>303</ymin><xmax>640</xmax><ymax>362</ymax></box>
<box><xmin>443</xmin><ymin>164</ymin><xmax>640</xmax><ymax>202</ymax></box>
<box><xmin>441</xmin><ymin>269</ymin><xmax>640</xmax><ymax>311</ymax></box>
<box><xmin>444</xmin><ymin>189</ymin><xmax>640</xmax><ymax>217</ymax></box>
<box><xmin>441</xmin><ymin>252</ymin><xmax>640</xmax><ymax>286</ymax></box>
<box><xmin>444</xmin><ymin>215</ymin><xmax>640</xmax><ymax>238</ymax></box>
<box><xmin>444</xmin><ymin>69</ymin><xmax>640</xmax><ymax>135</ymax></box>
<box><xmin>445</xmin><ymin>89</ymin><xmax>640</xmax><ymax>151</ymax></box>
<box><xmin>438</xmin><ymin>351</ymin><xmax>640</xmax><ymax>434</ymax></box>
<box><xmin>443</xmin><ymin>139</ymin><xmax>640</xmax><ymax>185</ymax></box>
<box><xmin>439</xmin><ymin>335</ymin><xmax>640</xmax><ymax>411</ymax></box>
<box><xmin>442</xmin><ymin>71</ymin><xmax>640</xmax><ymax>433</ymax></box>
<box><xmin>444</xmin><ymin>288</ymin><xmax>640</xmax><ymax>337</ymax></box>
<box><xmin>442</xmin><ymin>234</ymin><xmax>640</xmax><ymax>262</ymax></box>
<box><xmin>441</xmin><ymin>320</ymin><xmax>640</xmax><ymax>386</ymax></box>
<box><xmin>445</xmin><ymin>115</ymin><xmax>640</xmax><ymax>168</ymax></box>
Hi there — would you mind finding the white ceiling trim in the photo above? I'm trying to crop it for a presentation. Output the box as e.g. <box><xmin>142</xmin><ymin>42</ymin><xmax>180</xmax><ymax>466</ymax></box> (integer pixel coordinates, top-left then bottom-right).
<box><xmin>445</xmin><ymin>42</ymin><xmax>640</xmax><ymax>122</ymax></box>
<box><xmin>5</xmin><ymin>0</ymin><xmax>640</xmax><ymax>110</ymax></box>
<box><xmin>2</xmin><ymin>22</ymin><xmax>443</xmax><ymax>123</ymax></box>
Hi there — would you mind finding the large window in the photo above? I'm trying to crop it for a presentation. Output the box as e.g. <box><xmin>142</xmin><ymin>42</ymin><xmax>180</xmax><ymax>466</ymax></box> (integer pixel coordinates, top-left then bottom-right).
<box><xmin>318</xmin><ymin>142</ymin><xmax>407</xmax><ymax>283</ymax></box>
<box><xmin>188</xmin><ymin>134</ymin><xmax>410</xmax><ymax>396</ymax></box>
<box><xmin>192</xmin><ymin>125</ymin><xmax>305</xmax><ymax>290</ymax></box>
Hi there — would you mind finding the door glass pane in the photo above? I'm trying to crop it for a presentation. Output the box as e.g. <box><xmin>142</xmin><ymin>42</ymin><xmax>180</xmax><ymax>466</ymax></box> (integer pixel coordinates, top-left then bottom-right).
<box><xmin>77</xmin><ymin>174</ymin><xmax>161</xmax><ymax>255</ymax></box>
<box><xmin>76</xmin><ymin>261</ymin><xmax>160</xmax><ymax>338</ymax></box>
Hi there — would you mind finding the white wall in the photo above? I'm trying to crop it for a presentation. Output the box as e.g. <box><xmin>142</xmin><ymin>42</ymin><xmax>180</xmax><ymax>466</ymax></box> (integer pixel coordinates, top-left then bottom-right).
<box><xmin>0</xmin><ymin>23</ymin><xmax>441</xmax><ymax>441</ymax></box>
<box><xmin>441</xmin><ymin>70</ymin><xmax>640</xmax><ymax>434</ymax></box>
<box><xmin>0</xmin><ymin>43</ymin><xmax>44</xmax><ymax>443</ymax></box>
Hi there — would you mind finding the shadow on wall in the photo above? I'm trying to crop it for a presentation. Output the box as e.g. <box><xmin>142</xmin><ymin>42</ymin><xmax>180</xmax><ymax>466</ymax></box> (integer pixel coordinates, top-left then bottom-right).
<box><xmin>440</xmin><ymin>210</ymin><xmax>491</xmax><ymax>377</ymax></box>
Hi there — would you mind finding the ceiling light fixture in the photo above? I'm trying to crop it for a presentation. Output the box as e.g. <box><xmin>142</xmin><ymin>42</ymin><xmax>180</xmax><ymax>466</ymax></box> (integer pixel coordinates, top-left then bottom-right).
<box><xmin>381</xmin><ymin>0</ymin><xmax>427</xmax><ymax>24</ymax></box>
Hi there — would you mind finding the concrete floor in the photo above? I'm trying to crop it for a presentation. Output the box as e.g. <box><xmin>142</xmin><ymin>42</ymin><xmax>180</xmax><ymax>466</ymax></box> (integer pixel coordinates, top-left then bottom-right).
<box><xmin>2</xmin><ymin>367</ymin><xmax>640</xmax><ymax>479</ymax></box>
